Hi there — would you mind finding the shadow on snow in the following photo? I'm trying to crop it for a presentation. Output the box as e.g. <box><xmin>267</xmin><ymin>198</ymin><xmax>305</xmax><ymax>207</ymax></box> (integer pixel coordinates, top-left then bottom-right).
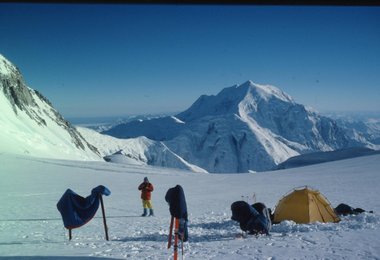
<box><xmin>115</xmin><ymin>220</ymin><xmax>238</xmax><ymax>243</ymax></box>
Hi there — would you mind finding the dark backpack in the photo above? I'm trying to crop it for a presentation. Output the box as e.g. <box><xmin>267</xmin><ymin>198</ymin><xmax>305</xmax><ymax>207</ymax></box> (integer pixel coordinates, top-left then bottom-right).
<box><xmin>231</xmin><ymin>201</ymin><xmax>272</xmax><ymax>235</ymax></box>
<box><xmin>335</xmin><ymin>203</ymin><xmax>373</xmax><ymax>216</ymax></box>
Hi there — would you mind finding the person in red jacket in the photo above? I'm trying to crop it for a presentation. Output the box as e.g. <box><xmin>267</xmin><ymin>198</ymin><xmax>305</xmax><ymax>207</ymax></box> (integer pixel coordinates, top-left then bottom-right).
<box><xmin>138</xmin><ymin>177</ymin><xmax>154</xmax><ymax>216</ymax></box>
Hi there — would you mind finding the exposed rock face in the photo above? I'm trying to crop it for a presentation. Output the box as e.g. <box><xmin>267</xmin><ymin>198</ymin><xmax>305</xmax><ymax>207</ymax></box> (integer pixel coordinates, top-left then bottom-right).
<box><xmin>0</xmin><ymin>54</ymin><xmax>100</xmax><ymax>160</ymax></box>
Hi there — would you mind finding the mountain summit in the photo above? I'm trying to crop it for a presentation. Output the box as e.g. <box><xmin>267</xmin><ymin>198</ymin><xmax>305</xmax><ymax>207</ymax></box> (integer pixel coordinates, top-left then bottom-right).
<box><xmin>0</xmin><ymin>54</ymin><xmax>101</xmax><ymax>160</ymax></box>
<box><xmin>104</xmin><ymin>81</ymin><xmax>369</xmax><ymax>173</ymax></box>
<box><xmin>177</xmin><ymin>80</ymin><xmax>294</xmax><ymax>122</ymax></box>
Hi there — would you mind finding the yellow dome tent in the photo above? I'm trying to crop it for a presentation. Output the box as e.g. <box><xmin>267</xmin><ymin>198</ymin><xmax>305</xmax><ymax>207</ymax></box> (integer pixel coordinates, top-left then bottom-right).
<box><xmin>273</xmin><ymin>186</ymin><xmax>340</xmax><ymax>224</ymax></box>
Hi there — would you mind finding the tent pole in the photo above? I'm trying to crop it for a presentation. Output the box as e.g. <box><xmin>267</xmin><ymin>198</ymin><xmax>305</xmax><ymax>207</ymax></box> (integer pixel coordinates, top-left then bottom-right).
<box><xmin>99</xmin><ymin>194</ymin><xmax>109</xmax><ymax>241</ymax></box>
<box><xmin>69</xmin><ymin>228</ymin><xmax>72</xmax><ymax>240</ymax></box>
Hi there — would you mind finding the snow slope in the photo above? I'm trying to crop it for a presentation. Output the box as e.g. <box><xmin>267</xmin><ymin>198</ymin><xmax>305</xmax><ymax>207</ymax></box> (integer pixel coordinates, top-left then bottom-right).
<box><xmin>104</xmin><ymin>81</ymin><xmax>370</xmax><ymax>173</ymax></box>
<box><xmin>277</xmin><ymin>147</ymin><xmax>380</xmax><ymax>170</ymax></box>
<box><xmin>0</xmin><ymin>54</ymin><xmax>101</xmax><ymax>161</ymax></box>
<box><xmin>77</xmin><ymin>127</ymin><xmax>207</xmax><ymax>173</ymax></box>
<box><xmin>1</xmin><ymin>153</ymin><xmax>379</xmax><ymax>259</ymax></box>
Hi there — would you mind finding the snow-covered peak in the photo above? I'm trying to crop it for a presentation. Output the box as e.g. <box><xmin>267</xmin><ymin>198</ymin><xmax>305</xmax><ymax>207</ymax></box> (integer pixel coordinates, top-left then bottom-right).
<box><xmin>171</xmin><ymin>116</ymin><xmax>185</xmax><ymax>124</ymax></box>
<box><xmin>240</xmin><ymin>80</ymin><xmax>294</xmax><ymax>103</ymax></box>
<box><xmin>177</xmin><ymin>80</ymin><xmax>295</xmax><ymax>122</ymax></box>
<box><xmin>106</xmin><ymin>80</ymin><xmax>365</xmax><ymax>173</ymax></box>
<box><xmin>0</xmin><ymin>53</ymin><xmax>19</xmax><ymax>77</ymax></box>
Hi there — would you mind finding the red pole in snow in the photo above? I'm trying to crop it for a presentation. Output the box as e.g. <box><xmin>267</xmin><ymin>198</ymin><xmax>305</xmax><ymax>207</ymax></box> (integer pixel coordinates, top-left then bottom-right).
<box><xmin>173</xmin><ymin>218</ymin><xmax>179</xmax><ymax>260</ymax></box>
<box><xmin>168</xmin><ymin>215</ymin><xmax>174</xmax><ymax>249</ymax></box>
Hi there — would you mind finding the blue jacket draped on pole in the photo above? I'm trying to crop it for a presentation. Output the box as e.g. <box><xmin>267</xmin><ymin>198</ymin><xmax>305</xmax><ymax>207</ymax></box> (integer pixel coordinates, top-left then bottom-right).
<box><xmin>57</xmin><ymin>185</ymin><xmax>111</xmax><ymax>229</ymax></box>
<box><xmin>165</xmin><ymin>185</ymin><xmax>188</xmax><ymax>242</ymax></box>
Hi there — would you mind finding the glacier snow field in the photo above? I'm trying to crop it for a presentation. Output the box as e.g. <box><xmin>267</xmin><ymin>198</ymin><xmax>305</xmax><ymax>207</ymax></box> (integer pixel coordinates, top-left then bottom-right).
<box><xmin>1</xmin><ymin>153</ymin><xmax>380</xmax><ymax>259</ymax></box>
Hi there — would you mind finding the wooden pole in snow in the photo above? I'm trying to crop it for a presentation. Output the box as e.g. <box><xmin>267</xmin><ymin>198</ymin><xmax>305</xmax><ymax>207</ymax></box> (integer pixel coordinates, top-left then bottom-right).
<box><xmin>99</xmin><ymin>194</ymin><xmax>109</xmax><ymax>241</ymax></box>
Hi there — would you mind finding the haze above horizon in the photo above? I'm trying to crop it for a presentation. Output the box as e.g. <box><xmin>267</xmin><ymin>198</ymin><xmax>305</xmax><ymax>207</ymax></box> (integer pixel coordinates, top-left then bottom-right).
<box><xmin>0</xmin><ymin>4</ymin><xmax>379</xmax><ymax>117</ymax></box>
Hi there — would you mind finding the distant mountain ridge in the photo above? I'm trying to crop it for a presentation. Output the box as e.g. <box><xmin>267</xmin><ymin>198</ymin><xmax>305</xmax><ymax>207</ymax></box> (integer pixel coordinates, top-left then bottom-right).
<box><xmin>334</xmin><ymin>116</ymin><xmax>380</xmax><ymax>146</ymax></box>
<box><xmin>277</xmin><ymin>147</ymin><xmax>380</xmax><ymax>170</ymax></box>
<box><xmin>77</xmin><ymin>127</ymin><xmax>207</xmax><ymax>173</ymax></box>
<box><xmin>104</xmin><ymin>81</ymin><xmax>374</xmax><ymax>173</ymax></box>
<box><xmin>0</xmin><ymin>54</ymin><xmax>101</xmax><ymax>160</ymax></box>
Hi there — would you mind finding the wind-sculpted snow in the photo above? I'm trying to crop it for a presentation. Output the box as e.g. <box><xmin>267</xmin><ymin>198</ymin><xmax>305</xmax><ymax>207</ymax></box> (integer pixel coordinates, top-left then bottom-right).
<box><xmin>104</xmin><ymin>81</ymin><xmax>372</xmax><ymax>173</ymax></box>
<box><xmin>273</xmin><ymin>213</ymin><xmax>380</xmax><ymax>234</ymax></box>
<box><xmin>0</xmin><ymin>54</ymin><xmax>100</xmax><ymax>160</ymax></box>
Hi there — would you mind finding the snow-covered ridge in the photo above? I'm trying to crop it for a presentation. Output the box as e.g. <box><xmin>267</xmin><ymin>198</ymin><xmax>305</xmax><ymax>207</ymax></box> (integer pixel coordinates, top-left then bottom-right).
<box><xmin>0</xmin><ymin>54</ymin><xmax>101</xmax><ymax>160</ymax></box>
<box><xmin>176</xmin><ymin>81</ymin><xmax>294</xmax><ymax>122</ymax></box>
<box><xmin>171</xmin><ymin>116</ymin><xmax>185</xmax><ymax>124</ymax></box>
<box><xmin>277</xmin><ymin>147</ymin><xmax>380</xmax><ymax>169</ymax></box>
<box><xmin>78</xmin><ymin>127</ymin><xmax>207</xmax><ymax>173</ymax></box>
<box><xmin>0</xmin><ymin>53</ymin><xmax>19</xmax><ymax>77</ymax></box>
<box><xmin>241</xmin><ymin>80</ymin><xmax>294</xmax><ymax>103</ymax></box>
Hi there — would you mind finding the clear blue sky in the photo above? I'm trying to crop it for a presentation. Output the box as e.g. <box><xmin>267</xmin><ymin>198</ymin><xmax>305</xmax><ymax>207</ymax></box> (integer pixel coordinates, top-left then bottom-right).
<box><xmin>1</xmin><ymin>4</ymin><xmax>379</xmax><ymax>117</ymax></box>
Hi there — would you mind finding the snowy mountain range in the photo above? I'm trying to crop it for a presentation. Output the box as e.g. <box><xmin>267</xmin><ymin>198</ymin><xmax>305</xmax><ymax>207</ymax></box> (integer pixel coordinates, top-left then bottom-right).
<box><xmin>334</xmin><ymin>116</ymin><xmax>380</xmax><ymax>146</ymax></box>
<box><xmin>103</xmin><ymin>81</ymin><xmax>377</xmax><ymax>173</ymax></box>
<box><xmin>0</xmin><ymin>53</ymin><xmax>207</xmax><ymax>171</ymax></box>
<box><xmin>2</xmin><ymin>53</ymin><xmax>378</xmax><ymax>173</ymax></box>
<box><xmin>0</xmin><ymin>54</ymin><xmax>100</xmax><ymax>160</ymax></box>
